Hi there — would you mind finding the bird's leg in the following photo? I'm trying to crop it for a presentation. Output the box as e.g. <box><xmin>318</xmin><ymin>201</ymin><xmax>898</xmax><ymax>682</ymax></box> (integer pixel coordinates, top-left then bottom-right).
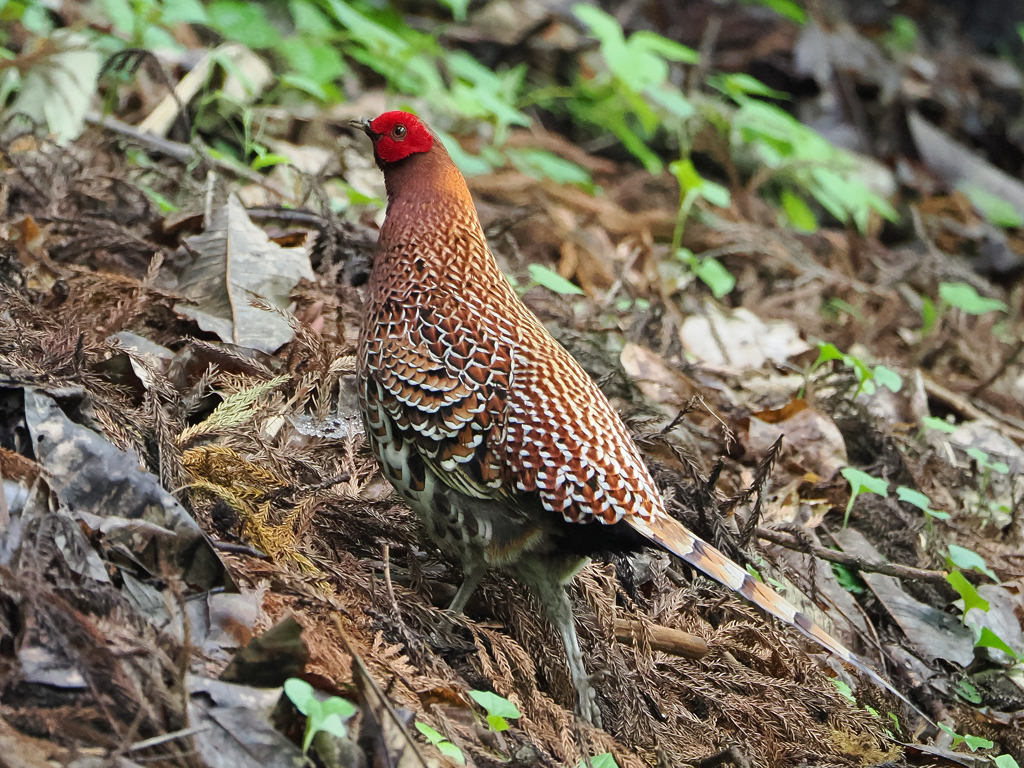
<box><xmin>448</xmin><ymin>563</ymin><xmax>486</xmax><ymax>614</ymax></box>
<box><xmin>514</xmin><ymin>557</ymin><xmax>602</xmax><ymax>728</ymax></box>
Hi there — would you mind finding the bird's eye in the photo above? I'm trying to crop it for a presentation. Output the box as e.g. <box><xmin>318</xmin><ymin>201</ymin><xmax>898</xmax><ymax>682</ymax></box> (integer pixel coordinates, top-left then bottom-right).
<box><xmin>391</xmin><ymin>124</ymin><xmax>407</xmax><ymax>141</ymax></box>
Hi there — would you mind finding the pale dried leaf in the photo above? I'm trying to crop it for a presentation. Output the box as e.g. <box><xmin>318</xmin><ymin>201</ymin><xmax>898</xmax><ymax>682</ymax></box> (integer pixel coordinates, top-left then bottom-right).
<box><xmin>176</xmin><ymin>195</ymin><xmax>315</xmax><ymax>352</ymax></box>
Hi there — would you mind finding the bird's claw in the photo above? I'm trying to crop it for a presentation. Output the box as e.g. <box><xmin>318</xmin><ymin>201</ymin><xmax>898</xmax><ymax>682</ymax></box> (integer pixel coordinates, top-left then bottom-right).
<box><xmin>576</xmin><ymin>678</ymin><xmax>603</xmax><ymax>729</ymax></box>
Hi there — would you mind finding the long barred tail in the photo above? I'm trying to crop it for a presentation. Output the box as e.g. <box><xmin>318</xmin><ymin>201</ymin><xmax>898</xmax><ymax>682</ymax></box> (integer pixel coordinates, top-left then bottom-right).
<box><xmin>626</xmin><ymin>514</ymin><xmax>932</xmax><ymax>725</ymax></box>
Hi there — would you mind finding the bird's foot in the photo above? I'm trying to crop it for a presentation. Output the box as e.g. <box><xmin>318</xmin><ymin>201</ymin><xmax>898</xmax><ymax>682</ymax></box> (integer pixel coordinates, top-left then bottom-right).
<box><xmin>575</xmin><ymin>676</ymin><xmax>603</xmax><ymax>729</ymax></box>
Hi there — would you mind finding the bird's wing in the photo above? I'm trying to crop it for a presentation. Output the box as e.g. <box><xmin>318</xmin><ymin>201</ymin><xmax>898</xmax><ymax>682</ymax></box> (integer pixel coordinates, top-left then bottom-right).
<box><xmin>360</xmin><ymin>294</ymin><xmax>512</xmax><ymax>500</ymax></box>
<box><xmin>500</xmin><ymin>325</ymin><xmax>665</xmax><ymax>526</ymax></box>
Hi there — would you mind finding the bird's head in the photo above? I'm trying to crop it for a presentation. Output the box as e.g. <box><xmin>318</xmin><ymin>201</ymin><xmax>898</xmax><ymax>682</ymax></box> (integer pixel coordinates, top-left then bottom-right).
<box><xmin>352</xmin><ymin>111</ymin><xmax>434</xmax><ymax>168</ymax></box>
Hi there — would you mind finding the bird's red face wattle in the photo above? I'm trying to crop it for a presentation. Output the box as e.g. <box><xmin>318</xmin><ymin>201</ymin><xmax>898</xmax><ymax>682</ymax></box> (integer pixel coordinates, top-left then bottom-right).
<box><xmin>368</xmin><ymin>111</ymin><xmax>434</xmax><ymax>163</ymax></box>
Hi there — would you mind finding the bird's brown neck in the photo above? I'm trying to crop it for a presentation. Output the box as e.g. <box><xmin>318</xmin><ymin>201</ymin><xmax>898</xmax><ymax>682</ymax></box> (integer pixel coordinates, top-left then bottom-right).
<box><xmin>374</xmin><ymin>146</ymin><xmax>492</xmax><ymax>287</ymax></box>
<box><xmin>379</xmin><ymin>147</ymin><xmax>476</xmax><ymax>225</ymax></box>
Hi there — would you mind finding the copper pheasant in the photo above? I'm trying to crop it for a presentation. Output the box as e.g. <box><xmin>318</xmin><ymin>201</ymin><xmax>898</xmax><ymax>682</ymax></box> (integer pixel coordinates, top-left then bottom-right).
<box><xmin>353</xmin><ymin>111</ymin><xmax>909</xmax><ymax>727</ymax></box>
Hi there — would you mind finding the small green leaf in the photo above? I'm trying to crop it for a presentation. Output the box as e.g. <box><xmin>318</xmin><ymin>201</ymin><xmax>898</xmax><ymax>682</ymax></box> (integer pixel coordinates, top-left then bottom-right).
<box><xmin>966</xmin><ymin>447</ymin><xmax>1011</xmax><ymax>474</ymax></box>
<box><xmin>934</xmin><ymin>724</ymin><xmax>993</xmax><ymax>752</ymax></box>
<box><xmin>947</xmin><ymin>571</ymin><xmax>990</xmax><ymax>616</ymax></box>
<box><xmin>630</xmin><ymin>31</ymin><xmax>699</xmax><ymax>63</ymax></box>
<box><xmin>747</xmin><ymin>0</ymin><xmax>807</xmax><ymax>23</ymax></box>
<box><xmin>995</xmin><ymin>754</ymin><xmax>1021</xmax><ymax>768</ymax></box>
<box><xmin>895</xmin><ymin>486</ymin><xmax>946</xmax><ymax>519</ymax></box>
<box><xmin>831</xmin><ymin>563</ymin><xmax>866</xmax><ymax>594</ymax></box>
<box><xmin>486</xmin><ymin>714</ymin><xmax>510</xmax><ymax>732</ymax></box>
<box><xmin>964</xmin><ymin>734</ymin><xmax>995</xmax><ymax>752</ymax></box>
<box><xmin>644</xmin><ymin>84</ymin><xmax>695</xmax><ymax>119</ymax></box>
<box><xmin>955</xmin><ymin>678</ymin><xmax>982</xmax><ymax>704</ymax></box>
<box><xmin>416</xmin><ymin>722</ymin><xmax>445</xmax><ymax>744</ymax></box>
<box><xmin>695</xmin><ymin>257</ymin><xmax>736</xmax><ymax>298</ymax></box>
<box><xmin>938</xmin><ymin>723</ymin><xmax>962</xmax><ymax>746</ymax></box>
<box><xmin>508</xmin><ymin>149</ymin><xmax>592</xmax><ymax>187</ymax></box>
<box><xmin>136</xmin><ymin>184</ymin><xmax>179</xmax><ymax>214</ymax></box>
<box><xmin>698</xmin><ymin>179</ymin><xmax>731</xmax><ymax>208</ymax></box>
<box><xmin>840</xmin><ymin>468</ymin><xmax>888</xmax><ymax>527</ymax></box>
<box><xmin>886</xmin><ymin>14</ymin><xmax>918</xmax><ymax>51</ymax></box>
<box><xmin>101</xmin><ymin>0</ymin><xmax>134</xmax><ymax>34</ymax></box>
<box><xmin>939</xmin><ymin>282</ymin><xmax>1007</xmax><ymax>315</ymax></box>
<box><xmin>251</xmin><ymin>151</ymin><xmax>292</xmax><ymax>171</ymax></box>
<box><xmin>975</xmin><ymin>627</ymin><xmax>1019</xmax><ymax>659</ymax></box>
<box><xmin>670</xmin><ymin>158</ymin><xmax>704</xmax><ymax>193</ymax></box>
<box><xmin>920</xmin><ymin>295</ymin><xmax>937</xmax><ymax>334</ymax></box>
<box><xmin>438</xmin><ymin>130</ymin><xmax>493</xmax><ymax>177</ymax></box>
<box><xmin>966</xmin><ymin>447</ymin><xmax>990</xmax><ymax>464</ymax></box>
<box><xmin>584</xmin><ymin>754</ymin><xmax>622</xmax><ymax>768</ymax></box>
<box><xmin>780</xmin><ymin>189</ymin><xmax>817</xmax><ymax>232</ymax></box>
<box><xmin>527</xmin><ymin>264</ymin><xmax>585</xmax><ymax>295</ymax></box>
<box><xmin>290</xmin><ymin>0</ymin><xmax>334</xmax><ymax>35</ymax></box>
<box><xmin>922</xmin><ymin>416</ymin><xmax>957</xmax><ymax>434</ymax></box>
<box><xmin>207</xmin><ymin>0</ymin><xmax>280</xmax><ymax>48</ymax></box>
<box><xmin>438</xmin><ymin>0</ymin><xmax>470</xmax><ymax>20</ymax></box>
<box><xmin>947</xmin><ymin>545</ymin><xmax>997</xmax><ymax>581</ymax></box>
<box><xmin>872</xmin><ymin>365</ymin><xmax>902</xmax><ymax>393</ymax></box>
<box><xmin>813</xmin><ymin>342</ymin><xmax>846</xmax><ymax>367</ymax></box>
<box><xmin>469</xmin><ymin>690</ymin><xmax>521</xmax><ymax>719</ymax></box>
<box><xmin>438</xmin><ymin>741</ymin><xmax>466</xmax><ymax>764</ymax></box>
<box><xmin>322</xmin><ymin>697</ymin><xmax>357</xmax><ymax>719</ymax></box>
<box><xmin>161</xmin><ymin>0</ymin><xmax>207</xmax><ymax>24</ymax></box>
<box><xmin>318</xmin><ymin>712</ymin><xmax>348</xmax><ymax>739</ymax></box>
<box><xmin>712</xmin><ymin>72</ymin><xmax>789</xmax><ymax>99</ymax></box>
<box><xmin>831</xmin><ymin>679</ymin><xmax>856</xmax><ymax>703</ymax></box>
<box><xmin>284</xmin><ymin>678</ymin><xmax>314</xmax><ymax>714</ymax></box>
<box><xmin>284</xmin><ymin>680</ymin><xmax>356</xmax><ymax>753</ymax></box>
<box><xmin>959</xmin><ymin>183</ymin><xmax>1023</xmax><ymax>228</ymax></box>
<box><xmin>279</xmin><ymin>73</ymin><xmax>329</xmax><ymax>100</ymax></box>
<box><xmin>668</xmin><ymin>158</ymin><xmax>730</xmax><ymax>207</ymax></box>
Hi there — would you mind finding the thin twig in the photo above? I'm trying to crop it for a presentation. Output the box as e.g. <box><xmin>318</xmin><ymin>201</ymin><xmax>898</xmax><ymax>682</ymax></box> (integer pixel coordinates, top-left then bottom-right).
<box><xmin>924</xmin><ymin>376</ymin><xmax>1024</xmax><ymax>444</ymax></box>
<box><xmin>382</xmin><ymin>543</ymin><xmax>399</xmax><ymax>615</ymax></box>
<box><xmin>210</xmin><ymin>540</ymin><xmax>271</xmax><ymax>559</ymax></box>
<box><xmin>332</xmin><ymin>617</ymin><xmax>431</xmax><ymax>768</ymax></box>
<box><xmin>757</xmin><ymin>527</ymin><xmax>948</xmax><ymax>583</ymax></box>
<box><xmin>127</xmin><ymin>725</ymin><xmax>212</xmax><ymax>752</ymax></box>
<box><xmin>85</xmin><ymin>112</ymin><xmax>291</xmax><ymax>201</ymax></box>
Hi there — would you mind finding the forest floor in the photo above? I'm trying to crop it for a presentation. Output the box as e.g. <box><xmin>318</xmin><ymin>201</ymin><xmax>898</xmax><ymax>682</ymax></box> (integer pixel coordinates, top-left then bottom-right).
<box><xmin>2</xmin><ymin>1</ymin><xmax>1024</xmax><ymax>767</ymax></box>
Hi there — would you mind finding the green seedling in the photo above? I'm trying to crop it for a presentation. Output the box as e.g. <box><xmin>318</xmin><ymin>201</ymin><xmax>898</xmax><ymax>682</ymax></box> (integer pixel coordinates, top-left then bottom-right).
<box><xmin>938</xmin><ymin>282</ymin><xmax>1007</xmax><ymax>315</ymax></box>
<box><xmin>922</xmin><ymin>416</ymin><xmax>958</xmax><ymax>434</ymax></box>
<box><xmin>468</xmin><ymin>690</ymin><xmax>521</xmax><ymax>733</ymax></box>
<box><xmin>937</xmin><ymin>723</ymin><xmax>994</xmax><ymax>752</ymax></box>
<box><xmin>676</xmin><ymin>248</ymin><xmax>735</xmax><ymax>299</ymax></box>
<box><xmin>577</xmin><ymin>753</ymin><xmax>621</xmax><ymax>768</ymax></box>
<box><xmin>947</xmin><ymin>571</ymin><xmax>989</xmax><ymax>618</ymax></box>
<box><xmin>840</xmin><ymin>467</ymin><xmax>888</xmax><ymax>528</ymax></box>
<box><xmin>415</xmin><ymin>722</ymin><xmax>465</xmax><ymax>764</ymax></box>
<box><xmin>525</xmin><ymin>264</ymin><xmax>585</xmax><ymax>296</ymax></box>
<box><xmin>966</xmin><ymin>448</ymin><xmax>1010</xmax><ymax>475</ymax></box>
<box><xmin>812</xmin><ymin>343</ymin><xmax>902</xmax><ymax>398</ymax></box>
<box><xmin>955</xmin><ymin>678</ymin><xmax>982</xmax><ymax>704</ymax></box>
<box><xmin>283</xmin><ymin>677</ymin><xmax>357</xmax><ymax>754</ymax></box>
<box><xmin>896</xmin><ymin>486</ymin><xmax>949</xmax><ymax>521</ymax></box>
<box><xmin>946</xmin><ymin>545</ymin><xmax>997</xmax><ymax>581</ymax></box>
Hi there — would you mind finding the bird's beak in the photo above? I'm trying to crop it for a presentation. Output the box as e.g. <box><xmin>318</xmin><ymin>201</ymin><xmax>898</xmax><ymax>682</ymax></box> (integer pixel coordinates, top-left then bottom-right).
<box><xmin>351</xmin><ymin>118</ymin><xmax>374</xmax><ymax>137</ymax></box>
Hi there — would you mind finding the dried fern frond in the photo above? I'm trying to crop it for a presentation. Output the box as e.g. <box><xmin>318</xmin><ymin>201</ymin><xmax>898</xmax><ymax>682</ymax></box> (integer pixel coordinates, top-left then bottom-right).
<box><xmin>176</xmin><ymin>374</ymin><xmax>289</xmax><ymax>445</ymax></box>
